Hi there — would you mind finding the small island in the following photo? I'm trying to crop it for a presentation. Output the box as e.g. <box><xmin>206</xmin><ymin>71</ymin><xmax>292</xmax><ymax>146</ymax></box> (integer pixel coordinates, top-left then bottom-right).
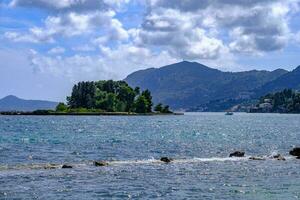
<box><xmin>1</xmin><ymin>80</ymin><xmax>182</xmax><ymax>116</ymax></box>
<box><xmin>249</xmin><ymin>89</ymin><xmax>300</xmax><ymax>113</ymax></box>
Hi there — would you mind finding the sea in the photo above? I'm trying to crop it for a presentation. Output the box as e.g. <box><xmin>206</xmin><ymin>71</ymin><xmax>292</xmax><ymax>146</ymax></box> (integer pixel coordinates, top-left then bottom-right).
<box><xmin>0</xmin><ymin>113</ymin><xmax>299</xmax><ymax>199</ymax></box>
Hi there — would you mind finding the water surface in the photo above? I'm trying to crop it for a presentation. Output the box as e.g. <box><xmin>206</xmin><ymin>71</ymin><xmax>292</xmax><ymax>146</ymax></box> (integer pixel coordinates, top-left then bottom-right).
<box><xmin>0</xmin><ymin>113</ymin><xmax>300</xmax><ymax>199</ymax></box>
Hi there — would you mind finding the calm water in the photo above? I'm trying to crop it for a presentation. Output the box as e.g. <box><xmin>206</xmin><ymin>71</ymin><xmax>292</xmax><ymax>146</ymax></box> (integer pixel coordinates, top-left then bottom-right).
<box><xmin>0</xmin><ymin>113</ymin><xmax>300</xmax><ymax>199</ymax></box>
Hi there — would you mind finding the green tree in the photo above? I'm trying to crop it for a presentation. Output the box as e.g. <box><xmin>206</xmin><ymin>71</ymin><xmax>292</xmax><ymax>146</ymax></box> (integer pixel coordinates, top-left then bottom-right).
<box><xmin>103</xmin><ymin>93</ymin><xmax>117</xmax><ymax>112</ymax></box>
<box><xmin>117</xmin><ymin>85</ymin><xmax>136</xmax><ymax>112</ymax></box>
<box><xmin>162</xmin><ymin>105</ymin><xmax>171</xmax><ymax>113</ymax></box>
<box><xmin>134</xmin><ymin>95</ymin><xmax>148</xmax><ymax>113</ymax></box>
<box><xmin>141</xmin><ymin>89</ymin><xmax>153</xmax><ymax>112</ymax></box>
<box><xmin>154</xmin><ymin>103</ymin><xmax>163</xmax><ymax>112</ymax></box>
<box><xmin>56</xmin><ymin>103</ymin><xmax>68</xmax><ymax>112</ymax></box>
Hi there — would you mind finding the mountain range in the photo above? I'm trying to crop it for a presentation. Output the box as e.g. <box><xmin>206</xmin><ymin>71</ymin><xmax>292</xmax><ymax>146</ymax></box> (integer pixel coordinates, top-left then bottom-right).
<box><xmin>0</xmin><ymin>95</ymin><xmax>58</xmax><ymax>112</ymax></box>
<box><xmin>125</xmin><ymin>61</ymin><xmax>300</xmax><ymax>111</ymax></box>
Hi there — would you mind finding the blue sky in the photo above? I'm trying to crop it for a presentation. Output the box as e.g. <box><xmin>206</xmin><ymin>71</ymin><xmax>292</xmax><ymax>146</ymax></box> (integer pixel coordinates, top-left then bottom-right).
<box><xmin>1</xmin><ymin>0</ymin><xmax>300</xmax><ymax>101</ymax></box>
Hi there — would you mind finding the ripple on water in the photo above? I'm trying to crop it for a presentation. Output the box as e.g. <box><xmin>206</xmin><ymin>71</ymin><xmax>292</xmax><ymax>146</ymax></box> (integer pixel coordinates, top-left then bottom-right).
<box><xmin>0</xmin><ymin>113</ymin><xmax>300</xmax><ymax>199</ymax></box>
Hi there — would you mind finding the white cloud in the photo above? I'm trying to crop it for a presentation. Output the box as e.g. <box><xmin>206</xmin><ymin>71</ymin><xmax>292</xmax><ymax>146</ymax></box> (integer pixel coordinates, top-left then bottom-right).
<box><xmin>72</xmin><ymin>45</ymin><xmax>95</xmax><ymax>52</ymax></box>
<box><xmin>48</xmin><ymin>47</ymin><xmax>66</xmax><ymax>54</ymax></box>
<box><xmin>5</xmin><ymin>11</ymin><xmax>128</xmax><ymax>43</ymax></box>
<box><xmin>9</xmin><ymin>0</ymin><xmax>130</xmax><ymax>12</ymax></box>
<box><xmin>30</xmin><ymin>44</ymin><xmax>178</xmax><ymax>82</ymax></box>
<box><xmin>6</xmin><ymin>0</ymin><xmax>129</xmax><ymax>44</ymax></box>
<box><xmin>138</xmin><ymin>0</ymin><xmax>299</xmax><ymax>58</ymax></box>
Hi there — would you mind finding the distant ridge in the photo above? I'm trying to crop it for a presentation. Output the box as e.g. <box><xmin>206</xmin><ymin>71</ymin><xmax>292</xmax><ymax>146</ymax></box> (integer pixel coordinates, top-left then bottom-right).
<box><xmin>255</xmin><ymin>65</ymin><xmax>300</xmax><ymax>96</ymax></box>
<box><xmin>125</xmin><ymin>61</ymin><xmax>290</xmax><ymax>111</ymax></box>
<box><xmin>0</xmin><ymin>95</ymin><xmax>58</xmax><ymax>112</ymax></box>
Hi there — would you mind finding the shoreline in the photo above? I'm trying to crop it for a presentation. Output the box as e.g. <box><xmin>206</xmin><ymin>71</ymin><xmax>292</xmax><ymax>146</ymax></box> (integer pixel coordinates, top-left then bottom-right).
<box><xmin>0</xmin><ymin>111</ymin><xmax>184</xmax><ymax>116</ymax></box>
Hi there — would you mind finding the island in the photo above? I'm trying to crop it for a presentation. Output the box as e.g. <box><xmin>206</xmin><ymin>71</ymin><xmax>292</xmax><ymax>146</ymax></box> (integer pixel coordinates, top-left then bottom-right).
<box><xmin>0</xmin><ymin>80</ymin><xmax>183</xmax><ymax>116</ymax></box>
<box><xmin>249</xmin><ymin>89</ymin><xmax>300</xmax><ymax>113</ymax></box>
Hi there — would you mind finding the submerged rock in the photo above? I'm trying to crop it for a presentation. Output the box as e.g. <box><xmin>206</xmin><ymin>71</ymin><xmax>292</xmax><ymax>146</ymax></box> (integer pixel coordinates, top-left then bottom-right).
<box><xmin>62</xmin><ymin>165</ymin><xmax>73</xmax><ymax>169</ymax></box>
<box><xmin>94</xmin><ymin>161</ymin><xmax>109</xmax><ymax>167</ymax></box>
<box><xmin>289</xmin><ymin>148</ymin><xmax>300</xmax><ymax>157</ymax></box>
<box><xmin>229</xmin><ymin>151</ymin><xmax>245</xmax><ymax>157</ymax></box>
<box><xmin>249</xmin><ymin>156</ymin><xmax>265</xmax><ymax>161</ymax></box>
<box><xmin>44</xmin><ymin>164</ymin><xmax>58</xmax><ymax>169</ymax></box>
<box><xmin>160</xmin><ymin>157</ymin><xmax>173</xmax><ymax>163</ymax></box>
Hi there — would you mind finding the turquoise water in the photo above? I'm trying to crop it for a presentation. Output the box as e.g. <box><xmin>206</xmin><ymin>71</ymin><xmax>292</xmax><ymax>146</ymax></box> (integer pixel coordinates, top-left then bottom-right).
<box><xmin>0</xmin><ymin>113</ymin><xmax>300</xmax><ymax>199</ymax></box>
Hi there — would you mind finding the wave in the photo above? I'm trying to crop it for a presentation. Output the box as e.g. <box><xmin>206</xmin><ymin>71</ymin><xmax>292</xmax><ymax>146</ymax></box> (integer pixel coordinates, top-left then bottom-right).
<box><xmin>0</xmin><ymin>155</ymin><xmax>296</xmax><ymax>172</ymax></box>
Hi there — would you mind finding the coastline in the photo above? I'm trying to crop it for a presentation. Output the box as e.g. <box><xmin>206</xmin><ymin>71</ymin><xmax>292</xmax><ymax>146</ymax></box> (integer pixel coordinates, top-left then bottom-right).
<box><xmin>0</xmin><ymin>111</ymin><xmax>184</xmax><ymax>116</ymax></box>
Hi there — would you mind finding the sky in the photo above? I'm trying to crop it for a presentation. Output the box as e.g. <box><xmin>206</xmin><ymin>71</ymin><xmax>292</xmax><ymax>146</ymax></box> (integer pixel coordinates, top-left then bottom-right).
<box><xmin>1</xmin><ymin>0</ymin><xmax>300</xmax><ymax>101</ymax></box>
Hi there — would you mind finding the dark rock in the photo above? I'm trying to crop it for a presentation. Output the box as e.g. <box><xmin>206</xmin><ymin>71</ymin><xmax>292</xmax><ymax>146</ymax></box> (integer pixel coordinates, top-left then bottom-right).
<box><xmin>272</xmin><ymin>154</ymin><xmax>286</xmax><ymax>161</ymax></box>
<box><xmin>94</xmin><ymin>161</ymin><xmax>109</xmax><ymax>167</ymax></box>
<box><xmin>296</xmin><ymin>156</ymin><xmax>300</xmax><ymax>159</ymax></box>
<box><xmin>62</xmin><ymin>165</ymin><xmax>73</xmax><ymax>169</ymax></box>
<box><xmin>160</xmin><ymin>157</ymin><xmax>173</xmax><ymax>163</ymax></box>
<box><xmin>289</xmin><ymin>148</ymin><xmax>300</xmax><ymax>157</ymax></box>
<box><xmin>229</xmin><ymin>151</ymin><xmax>245</xmax><ymax>157</ymax></box>
<box><xmin>249</xmin><ymin>156</ymin><xmax>265</xmax><ymax>161</ymax></box>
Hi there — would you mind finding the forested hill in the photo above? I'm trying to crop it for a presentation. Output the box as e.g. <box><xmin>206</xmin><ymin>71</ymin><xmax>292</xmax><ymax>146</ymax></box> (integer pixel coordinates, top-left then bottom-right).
<box><xmin>125</xmin><ymin>61</ymin><xmax>288</xmax><ymax>110</ymax></box>
<box><xmin>254</xmin><ymin>66</ymin><xmax>300</xmax><ymax>96</ymax></box>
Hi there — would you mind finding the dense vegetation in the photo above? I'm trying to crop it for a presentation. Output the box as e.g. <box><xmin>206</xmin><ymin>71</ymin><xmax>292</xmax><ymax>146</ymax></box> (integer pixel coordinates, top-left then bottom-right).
<box><xmin>252</xmin><ymin>89</ymin><xmax>300</xmax><ymax>113</ymax></box>
<box><xmin>57</xmin><ymin>80</ymin><xmax>171</xmax><ymax>114</ymax></box>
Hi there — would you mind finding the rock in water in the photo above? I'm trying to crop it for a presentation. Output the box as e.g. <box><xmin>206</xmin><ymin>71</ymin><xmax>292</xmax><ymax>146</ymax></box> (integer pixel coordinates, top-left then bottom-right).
<box><xmin>289</xmin><ymin>148</ymin><xmax>300</xmax><ymax>157</ymax></box>
<box><xmin>94</xmin><ymin>161</ymin><xmax>109</xmax><ymax>167</ymax></box>
<box><xmin>160</xmin><ymin>157</ymin><xmax>173</xmax><ymax>163</ymax></box>
<box><xmin>272</xmin><ymin>154</ymin><xmax>286</xmax><ymax>161</ymax></box>
<box><xmin>62</xmin><ymin>165</ymin><xmax>73</xmax><ymax>169</ymax></box>
<box><xmin>229</xmin><ymin>151</ymin><xmax>245</xmax><ymax>157</ymax></box>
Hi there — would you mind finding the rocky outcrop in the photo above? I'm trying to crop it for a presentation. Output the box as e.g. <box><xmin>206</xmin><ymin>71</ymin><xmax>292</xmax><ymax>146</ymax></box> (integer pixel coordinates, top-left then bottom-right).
<box><xmin>272</xmin><ymin>154</ymin><xmax>286</xmax><ymax>161</ymax></box>
<box><xmin>229</xmin><ymin>151</ymin><xmax>245</xmax><ymax>157</ymax></box>
<box><xmin>289</xmin><ymin>148</ymin><xmax>300</xmax><ymax>157</ymax></box>
<box><xmin>94</xmin><ymin>161</ymin><xmax>109</xmax><ymax>167</ymax></box>
<box><xmin>160</xmin><ymin>157</ymin><xmax>173</xmax><ymax>163</ymax></box>
<box><xmin>62</xmin><ymin>164</ymin><xmax>73</xmax><ymax>169</ymax></box>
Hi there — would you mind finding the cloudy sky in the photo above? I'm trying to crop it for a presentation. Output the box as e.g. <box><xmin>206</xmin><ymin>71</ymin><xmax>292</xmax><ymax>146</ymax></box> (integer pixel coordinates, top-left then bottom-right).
<box><xmin>1</xmin><ymin>0</ymin><xmax>300</xmax><ymax>101</ymax></box>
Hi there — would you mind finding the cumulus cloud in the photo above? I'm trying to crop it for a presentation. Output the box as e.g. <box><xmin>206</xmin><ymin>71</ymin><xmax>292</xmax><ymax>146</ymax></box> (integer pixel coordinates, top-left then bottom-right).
<box><xmin>6</xmin><ymin>0</ymin><xmax>129</xmax><ymax>44</ymax></box>
<box><xmin>137</xmin><ymin>0</ymin><xmax>299</xmax><ymax>58</ymax></box>
<box><xmin>30</xmin><ymin>44</ymin><xmax>177</xmax><ymax>81</ymax></box>
<box><xmin>136</xmin><ymin>9</ymin><xmax>227</xmax><ymax>59</ymax></box>
<box><xmin>4</xmin><ymin>0</ymin><xmax>300</xmax><ymax>83</ymax></box>
<box><xmin>9</xmin><ymin>0</ymin><xmax>130</xmax><ymax>12</ymax></box>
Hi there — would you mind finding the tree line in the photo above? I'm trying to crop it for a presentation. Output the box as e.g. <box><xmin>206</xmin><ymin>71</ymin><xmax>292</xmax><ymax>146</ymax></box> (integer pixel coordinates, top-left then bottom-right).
<box><xmin>259</xmin><ymin>89</ymin><xmax>300</xmax><ymax>113</ymax></box>
<box><xmin>56</xmin><ymin>80</ymin><xmax>171</xmax><ymax>113</ymax></box>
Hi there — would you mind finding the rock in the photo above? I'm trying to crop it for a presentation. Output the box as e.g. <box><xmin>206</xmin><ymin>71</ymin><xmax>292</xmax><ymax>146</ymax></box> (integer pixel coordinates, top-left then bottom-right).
<box><xmin>160</xmin><ymin>157</ymin><xmax>173</xmax><ymax>163</ymax></box>
<box><xmin>289</xmin><ymin>148</ymin><xmax>300</xmax><ymax>157</ymax></box>
<box><xmin>94</xmin><ymin>161</ymin><xmax>109</xmax><ymax>167</ymax></box>
<box><xmin>296</xmin><ymin>156</ymin><xmax>300</xmax><ymax>159</ymax></box>
<box><xmin>249</xmin><ymin>156</ymin><xmax>265</xmax><ymax>161</ymax></box>
<box><xmin>229</xmin><ymin>151</ymin><xmax>245</xmax><ymax>157</ymax></box>
<box><xmin>272</xmin><ymin>154</ymin><xmax>286</xmax><ymax>161</ymax></box>
<box><xmin>62</xmin><ymin>165</ymin><xmax>73</xmax><ymax>169</ymax></box>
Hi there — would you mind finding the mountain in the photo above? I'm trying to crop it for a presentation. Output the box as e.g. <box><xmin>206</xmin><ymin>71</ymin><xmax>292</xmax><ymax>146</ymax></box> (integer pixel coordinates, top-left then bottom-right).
<box><xmin>255</xmin><ymin>66</ymin><xmax>300</xmax><ymax>96</ymax></box>
<box><xmin>0</xmin><ymin>95</ymin><xmax>58</xmax><ymax>112</ymax></box>
<box><xmin>125</xmin><ymin>61</ymin><xmax>288</xmax><ymax>110</ymax></box>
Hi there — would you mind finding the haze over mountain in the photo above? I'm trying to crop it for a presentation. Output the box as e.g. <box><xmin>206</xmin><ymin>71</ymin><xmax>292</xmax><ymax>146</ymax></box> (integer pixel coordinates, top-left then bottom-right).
<box><xmin>0</xmin><ymin>95</ymin><xmax>58</xmax><ymax>112</ymax></box>
<box><xmin>125</xmin><ymin>61</ymin><xmax>299</xmax><ymax>111</ymax></box>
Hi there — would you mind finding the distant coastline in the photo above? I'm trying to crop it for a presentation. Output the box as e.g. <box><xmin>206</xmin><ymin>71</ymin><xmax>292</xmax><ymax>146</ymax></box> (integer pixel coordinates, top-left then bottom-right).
<box><xmin>0</xmin><ymin>111</ymin><xmax>184</xmax><ymax>116</ymax></box>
